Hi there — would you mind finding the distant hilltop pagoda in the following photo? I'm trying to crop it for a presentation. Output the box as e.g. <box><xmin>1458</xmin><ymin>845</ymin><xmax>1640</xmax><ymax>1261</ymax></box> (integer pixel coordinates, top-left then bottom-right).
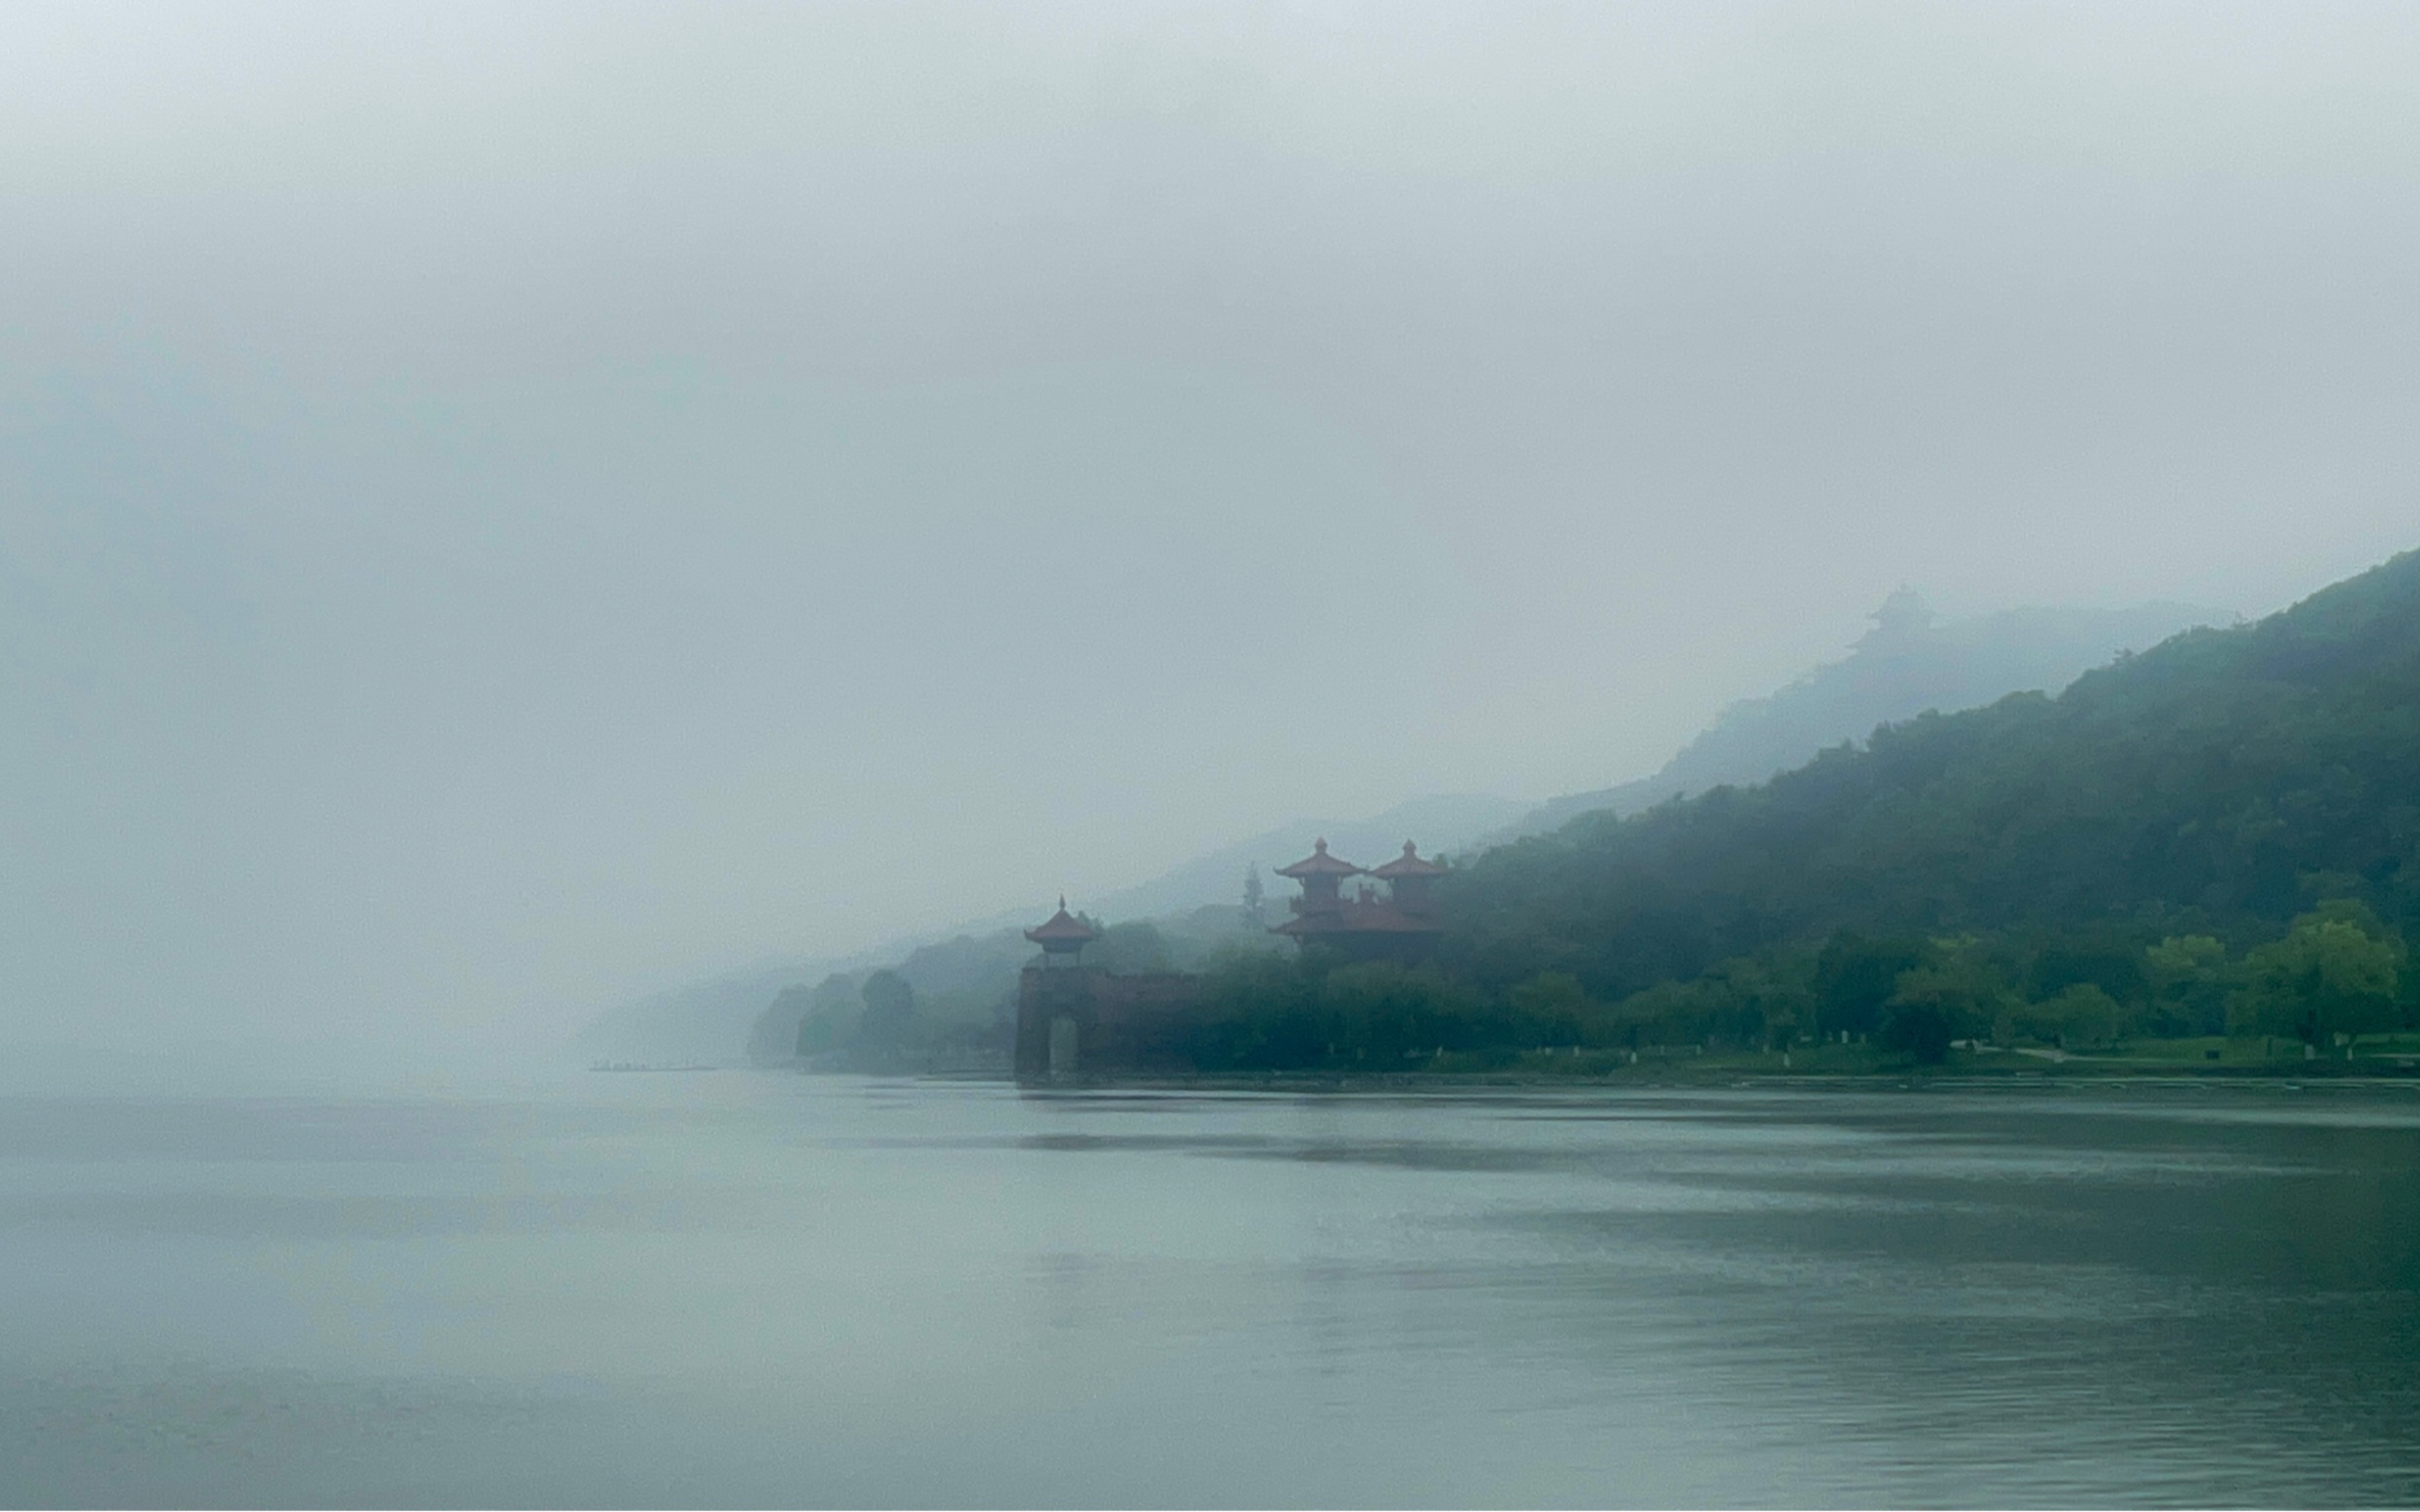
<box><xmin>1271</xmin><ymin>838</ymin><xmax>1447</xmax><ymax>961</ymax></box>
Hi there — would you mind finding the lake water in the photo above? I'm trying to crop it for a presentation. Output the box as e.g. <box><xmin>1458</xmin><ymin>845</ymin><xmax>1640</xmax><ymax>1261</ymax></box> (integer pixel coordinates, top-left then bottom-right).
<box><xmin>3</xmin><ymin>1075</ymin><xmax>2418</xmax><ymax>1507</ymax></box>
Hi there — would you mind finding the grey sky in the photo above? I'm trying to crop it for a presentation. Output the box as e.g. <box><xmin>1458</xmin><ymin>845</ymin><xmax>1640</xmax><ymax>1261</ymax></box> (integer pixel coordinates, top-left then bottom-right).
<box><xmin>4</xmin><ymin>2</ymin><xmax>2417</xmax><ymax>1070</ymax></box>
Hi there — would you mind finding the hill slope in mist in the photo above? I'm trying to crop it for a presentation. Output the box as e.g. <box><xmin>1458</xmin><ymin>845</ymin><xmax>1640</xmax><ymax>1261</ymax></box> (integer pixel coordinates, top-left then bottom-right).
<box><xmin>1506</xmin><ymin>595</ymin><xmax>2228</xmax><ymax>838</ymax></box>
<box><xmin>570</xmin><ymin>956</ymin><xmax>837</xmax><ymax>1066</ymax></box>
<box><xmin>1444</xmin><ymin>552</ymin><xmax>2420</xmax><ymax>998</ymax></box>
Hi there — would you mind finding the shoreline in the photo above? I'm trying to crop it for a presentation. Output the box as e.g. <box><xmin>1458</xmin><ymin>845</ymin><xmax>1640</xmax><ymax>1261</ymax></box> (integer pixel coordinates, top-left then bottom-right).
<box><xmin>814</xmin><ymin>1054</ymin><xmax>2420</xmax><ymax>1093</ymax></box>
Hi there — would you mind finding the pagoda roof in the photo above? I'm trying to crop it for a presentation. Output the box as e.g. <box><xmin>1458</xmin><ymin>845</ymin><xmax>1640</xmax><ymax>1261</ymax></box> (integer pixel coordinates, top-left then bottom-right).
<box><xmin>1024</xmin><ymin>898</ymin><xmax>1100</xmax><ymax>944</ymax></box>
<box><xmin>1275</xmin><ymin>838</ymin><xmax>1364</xmax><ymax>878</ymax></box>
<box><xmin>1369</xmin><ymin>841</ymin><xmax>1447</xmax><ymax>880</ymax></box>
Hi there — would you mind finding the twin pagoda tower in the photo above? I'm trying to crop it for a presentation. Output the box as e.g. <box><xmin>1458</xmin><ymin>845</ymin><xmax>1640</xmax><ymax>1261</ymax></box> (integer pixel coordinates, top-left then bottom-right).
<box><xmin>1013</xmin><ymin>839</ymin><xmax>1448</xmax><ymax>1080</ymax></box>
<box><xmin>1268</xmin><ymin>838</ymin><xmax>1446</xmax><ymax>960</ymax></box>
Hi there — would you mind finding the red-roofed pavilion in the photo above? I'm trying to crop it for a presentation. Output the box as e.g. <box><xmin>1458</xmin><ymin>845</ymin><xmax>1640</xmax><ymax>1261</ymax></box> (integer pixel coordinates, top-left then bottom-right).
<box><xmin>1269</xmin><ymin>839</ymin><xmax>1446</xmax><ymax>961</ymax></box>
<box><xmin>1275</xmin><ymin>838</ymin><xmax>1364</xmax><ymax>879</ymax></box>
<box><xmin>1024</xmin><ymin>898</ymin><xmax>1099</xmax><ymax>963</ymax></box>
<box><xmin>1368</xmin><ymin>841</ymin><xmax>1447</xmax><ymax>914</ymax></box>
<box><xmin>1275</xmin><ymin>837</ymin><xmax>1362</xmax><ymax>924</ymax></box>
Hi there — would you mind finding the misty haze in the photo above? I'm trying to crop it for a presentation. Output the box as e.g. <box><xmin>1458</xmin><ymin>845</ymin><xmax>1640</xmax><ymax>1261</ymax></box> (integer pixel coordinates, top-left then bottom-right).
<box><xmin>7</xmin><ymin>3</ymin><xmax>2420</xmax><ymax>1507</ymax></box>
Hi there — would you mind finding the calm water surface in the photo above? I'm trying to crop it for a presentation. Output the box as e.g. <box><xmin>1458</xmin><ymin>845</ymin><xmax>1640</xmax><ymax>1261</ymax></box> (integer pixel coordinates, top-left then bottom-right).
<box><xmin>2</xmin><ymin>1076</ymin><xmax>2418</xmax><ymax>1507</ymax></box>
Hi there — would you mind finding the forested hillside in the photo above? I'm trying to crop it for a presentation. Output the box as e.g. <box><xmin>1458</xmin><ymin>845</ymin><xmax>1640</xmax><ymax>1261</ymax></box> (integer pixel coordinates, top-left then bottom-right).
<box><xmin>1449</xmin><ymin>550</ymin><xmax>2420</xmax><ymax>976</ymax></box>
<box><xmin>1176</xmin><ymin>551</ymin><xmax>2420</xmax><ymax>1071</ymax></box>
<box><xmin>740</xmin><ymin>552</ymin><xmax>2420</xmax><ymax>1077</ymax></box>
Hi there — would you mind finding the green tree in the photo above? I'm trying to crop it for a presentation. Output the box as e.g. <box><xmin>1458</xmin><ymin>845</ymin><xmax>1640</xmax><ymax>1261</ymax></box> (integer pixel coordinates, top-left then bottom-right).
<box><xmin>2005</xmin><ymin>983</ymin><xmax>2127</xmax><ymax>1050</ymax></box>
<box><xmin>1816</xmin><ymin>933</ymin><xmax>1928</xmax><ymax>1040</ymax></box>
<box><xmin>2228</xmin><ymin>905</ymin><xmax>2405</xmax><ymax>1052</ymax></box>
<box><xmin>1188</xmin><ymin>950</ymin><xmax>1318</xmax><ymax>1069</ymax></box>
<box><xmin>1881</xmin><ymin>943</ymin><xmax>2013</xmax><ymax>1063</ymax></box>
<box><xmin>1506</xmin><ymin>972</ymin><xmax>1589</xmax><ymax>1048</ymax></box>
<box><xmin>1705</xmin><ymin>955</ymin><xmax>1815</xmax><ymax>1050</ymax></box>
<box><xmin>2142</xmin><ymin>934</ymin><xmax>2230</xmax><ymax>1036</ymax></box>
<box><xmin>1326</xmin><ymin>962</ymin><xmax>1486</xmax><ymax>1064</ymax></box>
<box><xmin>2036</xmin><ymin>983</ymin><xmax>2125</xmax><ymax>1050</ymax></box>
<box><xmin>1091</xmin><ymin>922</ymin><xmax>1175</xmax><ymax>974</ymax></box>
<box><xmin>1595</xmin><ymin>974</ymin><xmax>1733</xmax><ymax>1051</ymax></box>
<box><xmin>2027</xmin><ymin>937</ymin><xmax>2144</xmax><ymax>1009</ymax></box>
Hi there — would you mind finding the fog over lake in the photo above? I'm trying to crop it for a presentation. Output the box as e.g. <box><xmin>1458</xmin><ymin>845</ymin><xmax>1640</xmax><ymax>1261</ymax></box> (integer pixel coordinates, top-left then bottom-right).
<box><xmin>8</xmin><ymin>7</ymin><xmax>2420</xmax><ymax>1506</ymax></box>
<box><xmin>6</xmin><ymin>1078</ymin><xmax>2418</xmax><ymax>1507</ymax></box>
<box><xmin>6</xmin><ymin>2</ymin><xmax>2420</xmax><ymax>1072</ymax></box>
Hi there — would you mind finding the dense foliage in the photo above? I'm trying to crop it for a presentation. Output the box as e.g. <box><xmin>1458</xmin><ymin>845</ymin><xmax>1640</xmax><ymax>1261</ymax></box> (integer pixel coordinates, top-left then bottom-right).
<box><xmin>764</xmin><ymin>551</ymin><xmax>2420</xmax><ymax>1073</ymax></box>
<box><xmin>1178</xmin><ymin>551</ymin><xmax>2420</xmax><ymax>1067</ymax></box>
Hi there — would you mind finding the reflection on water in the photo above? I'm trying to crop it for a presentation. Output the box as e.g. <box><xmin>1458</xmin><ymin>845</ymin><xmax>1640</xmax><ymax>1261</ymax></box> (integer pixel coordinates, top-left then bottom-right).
<box><xmin>2</xmin><ymin>1078</ymin><xmax>2417</xmax><ymax>1507</ymax></box>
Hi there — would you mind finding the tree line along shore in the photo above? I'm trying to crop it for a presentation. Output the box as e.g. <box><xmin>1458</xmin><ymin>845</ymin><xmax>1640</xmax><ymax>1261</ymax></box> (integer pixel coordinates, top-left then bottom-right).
<box><xmin>784</xmin><ymin>548</ymin><xmax>2420</xmax><ymax>1079</ymax></box>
